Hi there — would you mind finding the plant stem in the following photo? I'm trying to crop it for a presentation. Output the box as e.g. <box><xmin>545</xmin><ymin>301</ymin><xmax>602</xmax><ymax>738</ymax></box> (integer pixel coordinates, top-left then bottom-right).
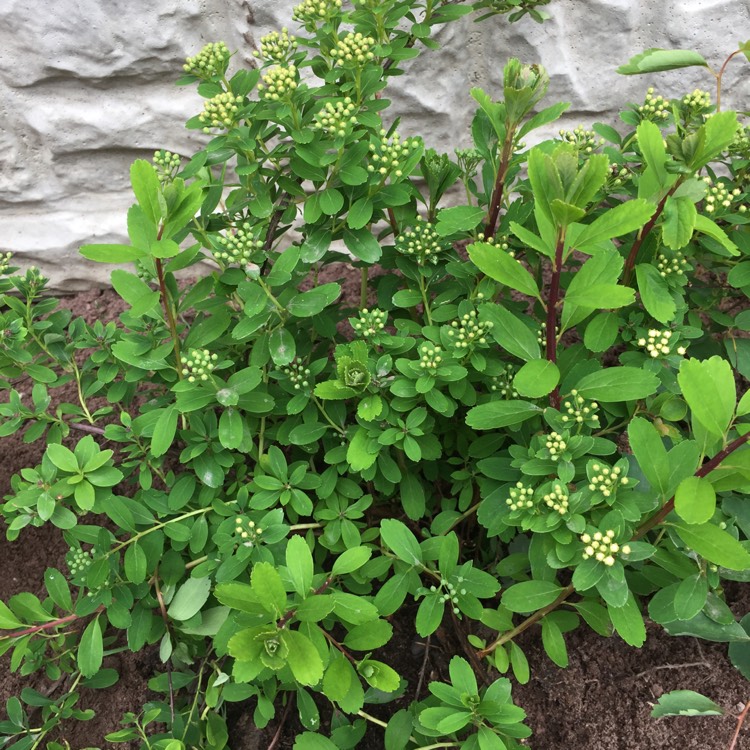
<box><xmin>418</xmin><ymin>275</ymin><xmax>433</xmax><ymax>326</ymax></box>
<box><xmin>546</xmin><ymin>232</ymin><xmax>565</xmax><ymax>408</ymax></box>
<box><xmin>154</xmin><ymin>247</ymin><xmax>182</xmax><ymax>378</ymax></box>
<box><xmin>622</xmin><ymin>184</ymin><xmax>679</xmax><ymax>286</ymax></box>
<box><xmin>360</xmin><ymin>266</ymin><xmax>368</xmax><ymax>310</ymax></box>
<box><xmin>278</xmin><ymin>577</ymin><xmax>333</xmax><ymax>629</ymax></box>
<box><xmin>313</xmin><ymin>396</ymin><xmax>346</xmax><ymax>435</ymax></box>
<box><xmin>714</xmin><ymin>49</ymin><xmax>742</xmax><ymax>113</ymax></box>
<box><xmin>153</xmin><ymin>569</ymin><xmax>175</xmax><ymax>723</ymax></box>
<box><xmin>108</xmin><ymin>507</ymin><xmax>212</xmax><ymax>556</ymax></box>
<box><xmin>2</xmin><ymin>605</ymin><xmax>105</xmax><ymax>640</ymax></box>
<box><xmin>476</xmin><ymin>428</ymin><xmax>750</xmax><ymax>658</ymax></box>
<box><xmin>483</xmin><ymin>131</ymin><xmax>515</xmax><ymax>239</ymax></box>
<box><xmin>728</xmin><ymin>696</ymin><xmax>750</xmax><ymax>750</ymax></box>
<box><xmin>67</xmin><ymin>422</ymin><xmax>106</xmax><ymax>436</ymax></box>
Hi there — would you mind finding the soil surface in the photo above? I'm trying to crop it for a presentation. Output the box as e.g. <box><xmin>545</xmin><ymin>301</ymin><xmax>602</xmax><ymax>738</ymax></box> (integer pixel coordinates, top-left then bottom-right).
<box><xmin>0</xmin><ymin>286</ymin><xmax>748</xmax><ymax>749</ymax></box>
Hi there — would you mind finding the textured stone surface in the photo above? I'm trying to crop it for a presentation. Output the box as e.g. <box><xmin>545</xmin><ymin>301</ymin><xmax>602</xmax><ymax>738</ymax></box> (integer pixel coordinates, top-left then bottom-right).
<box><xmin>1</xmin><ymin>0</ymin><xmax>748</xmax><ymax>289</ymax></box>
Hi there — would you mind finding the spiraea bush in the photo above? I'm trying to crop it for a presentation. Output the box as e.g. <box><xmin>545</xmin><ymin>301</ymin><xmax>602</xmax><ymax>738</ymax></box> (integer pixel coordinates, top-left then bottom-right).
<box><xmin>1</xmin><ymin>2</ymin><xmax>750</xmax><ymax>748</ymax></box>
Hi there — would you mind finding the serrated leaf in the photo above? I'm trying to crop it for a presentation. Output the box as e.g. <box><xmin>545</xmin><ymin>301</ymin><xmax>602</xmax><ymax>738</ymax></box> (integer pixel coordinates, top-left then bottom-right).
<box><xmin>480</xmin><ymin>303</ymin><xmax>540</xmax><ymax>361</ymax></box>
<box><xmin>576</xmin><ymin>199</ymin><xmax>655</xmax><ymax>247</ymax></box>
<box><xmin>513</xmin><ymin>360</ymin><xmax>559</xmax><ymax>398</ymax></box>
<box><xmin>651</xmin><ymin>690</ymin><xmax>723</xmax><ymax>718</ymax></box>
<box><xmin>662</xmin><ymin>196</ymin><xmax>697</xmax><ymax>250</ymax></box>
<box><xmin>636</xmin><ymin>264</ymin><xmax>676</xmax><ymax>324</ymax></box>
<box><xmin>678</xmin><ymin>356</ymin><xmax>735</xmax><ymax>437</ymax></box>
<box><xmin>435</xmin><ymin>205</ymin><xmax>486</xmax><ymax>236</ymax></box>
<box><xmin>574</xmin><ymin>367</ymin><xmax>659</xmax><ymax>402</ymax></box>
<box><xmin>674</xmin><ymin>476</ymin><xmax>716</xmax><ymax>525</ymax></box>
<box><xmin>284</xmin><ymin>629</ymin><xmax>324</xmax><ymax>686</ymax></box>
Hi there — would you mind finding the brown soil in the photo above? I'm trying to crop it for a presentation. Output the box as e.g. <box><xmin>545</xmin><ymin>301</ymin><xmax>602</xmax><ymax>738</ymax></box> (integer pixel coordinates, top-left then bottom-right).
<box><xmin>0</xmin><ymin>285</ymin><xmax>749</xmax><ymax>749</ymax></box>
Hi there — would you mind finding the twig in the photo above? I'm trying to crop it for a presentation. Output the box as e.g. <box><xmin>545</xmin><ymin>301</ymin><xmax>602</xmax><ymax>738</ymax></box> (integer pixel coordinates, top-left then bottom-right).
<box><xmin>267</xmin><ymin>693</ymin><xmax>295</xmax><ymax>750</ymax></box>
<box><xmin>415</xmin><ymin>635</ymin><xmax>431</xmax><ymax>699</ymax></box>
<box><xmin>728</xmin><ymin>698</ymin><xmax>750</xmax><ymax>750</ymax></box>
<box><xmin>633</xmin><ymin>660</ymin><xmax>711</xmax><ymax>681</ymax></box>
<box><xmin>1</xmin><ymin>605</ymin><xmax>105</xmax><ymax>640</ymax></box>
<box><xmin>67</xmin><ymin>422</ymin><xmax>106</xmax><ymax>436</ymax></box>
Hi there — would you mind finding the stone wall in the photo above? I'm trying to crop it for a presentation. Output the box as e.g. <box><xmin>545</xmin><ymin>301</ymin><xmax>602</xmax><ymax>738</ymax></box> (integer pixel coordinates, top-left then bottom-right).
<box><xmin>2</xmin><ymin>0</ymin><xmax>748</xmax><ymax>290</ymax></box>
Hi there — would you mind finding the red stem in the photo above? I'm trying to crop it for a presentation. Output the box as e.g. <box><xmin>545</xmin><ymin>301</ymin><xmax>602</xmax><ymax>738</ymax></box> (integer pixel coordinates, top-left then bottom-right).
<box><xmin>728</xmin><ymin>697</ymin><xmax>750</xmax><ymax>750</ymax></box>
<box><xmin>483</xmin><ymin>134</ymin><xmax>515</xmax><ymax>240</ymax></box>
<box><xmin>622</xmin><ymin>184</ymin><xmax>679</xmax><ymax>286</ymax></box>
<box><xmin>277</xmin><ymin>577</ymin><xmax>333</xmax><ymax>629</ymax></box>
<box><xmin>3</xmin><ymin>605</ymin><xmax>105</xmax><ymax>640</ymax></box>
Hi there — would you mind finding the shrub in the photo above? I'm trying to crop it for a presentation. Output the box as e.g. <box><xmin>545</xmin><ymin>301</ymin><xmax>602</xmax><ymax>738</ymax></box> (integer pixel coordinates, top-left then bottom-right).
<box><xmin>1</xmin><ymin>3</ymin><xmax>749</xmax><ymax>748</ymax></box>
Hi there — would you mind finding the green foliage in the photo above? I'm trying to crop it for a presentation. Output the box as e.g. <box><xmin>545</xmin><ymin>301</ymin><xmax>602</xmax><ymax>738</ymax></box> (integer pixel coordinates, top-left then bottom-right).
<box><xmin>1</xmin><ymin>6</ymin><xmax>750</xmax><ymax>750</ymax></box>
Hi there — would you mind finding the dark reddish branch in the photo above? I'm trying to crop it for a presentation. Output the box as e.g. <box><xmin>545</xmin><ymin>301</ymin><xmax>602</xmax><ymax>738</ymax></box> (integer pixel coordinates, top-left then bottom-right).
<box><xmin>483</xmin><ymin>136</ymin><xmax>515</xmax><ymax>240</ymax></box>
<box><xmin>4</xmin><ymin>605</ymin><xmax>105</xmax><ymax>640</ymax></box>
<box><xmin>476</xmin><ymin>428</ymin><xmax>750</xmax><ymax>658</ymax></box>
<box><xmin>622</xmin><ymin>184</ymin><xmax>679</xmax><ymax>286</ymax></box>
<box><xmin>68</xmin><ymin>423</ymin><xmax>106</xmax><ymax>436</ymax></box>
<box><xmin>729</xmin><ymin>696</ymin><xmax>750</xmax><ymax>750</ymax></box>
<box><xmin>634</xmin><ymin>430</ymin><xmax>750</xmax><ymax>540</ymax></box>
<box><xmin>546</xmin><ymin>235</ymin><xmax>565</xmax><ymax>409</ymax></box>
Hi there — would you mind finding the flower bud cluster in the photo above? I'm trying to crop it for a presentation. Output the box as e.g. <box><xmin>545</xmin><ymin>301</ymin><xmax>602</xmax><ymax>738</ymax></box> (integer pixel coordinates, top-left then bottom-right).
<box><xmin>152</xmin><ymin>150</ymin><xmax>181</xmax><ymax>184</ymax></box>
<box><xmin>455</xmin><ymin>147</ymin><xmax>482</xmax><ymax>178</ymax></box>
<box><xmin>638</xmin><ymin>88</ymin><xmax>670</xmax><ymax>122</ymax></box>
<box><xmin>199</xmin><ymin>91</ymin><xmax>244</xmax><ymax>133</ymax></box>
<box><xmin>181</xmin><ymin>349</ymin><xmax>218</xmax><ymax>382</ymax></box>
<box><xmin>214</xmin><ymin>223</ymin><xmax>264</xmax><ymax>266</ymax></box>
<box><xmin>637</xmin><ymin>329</ymin><xmax>686</xmax><ymax>357</ymax></box>
<box><xmin>67</xmin><ymin>547</ymin><xmax>93</xmax><ymax>576</ymax></box>
<box><xmin>352</xmin><ymin>308</ymin><xmax>386</xmax><ymax>338</ymax></box>
<box><xmin>490</xmin><ymin>364</ymin><xmax>518</xmax><ymax>398</ymax></box>
<box><xmin>368</xmin><ymin>129</ymin><xmax>420</xmax><ymax>180</ymax></box>
<box><xmin>330</xmin><ymin>32</ymin><xmax>376</xmax><ymax>68</ymax></box>
<box><xmin>702</xmin><ymin>177</ymin><xmax>742</xmax><ymax>214</ymax></box>
<box><xmin>474</xmin><ymin>233</ymin><xmax>515</xmax><ymax>256</ymax></box>
<box><xmin>234</xmin><ymin>516</ymin><xmax>263</xmax><ymax>548</ymax></box>
<box><xmin>183</xmin><ymin>42</ymin><xmax>230</xmax><ymax>79</ymax></box>
<box><xmin>254</xmin><ymin>28</ymin><xmax>298</xmax><ymax>63</ymax></box>
<box><xmin>282</xmin><ymin>360</ymin><xmax>312</xmax><ymax>390</ymax></box>
<box><xmin>447</xmin><ymin>311</ymin><xmax>493</xmax><ymax>350</ymax></box>
<box><xmin>0</xmin><ymin>251</ymin><xmax>13</xmax><ymax>275</ymax></box>
<box><xmin>135</xmin><ymin>260</ymin><xmax>155</xmax><ymax>283</ymax></box>
<box><xmin>682</xmin><ymin>89</ymin><xmax>711</xmax><ymax>111</ymax></box>
<box><xmin>537</xmin><ymin>321</ymin><xmax>558</xmax><ymax>346</ymax></box>
<box><xmin>314</xmin><ymin>98</ymin><xmax>358</xmax><ymax>138</ymax></box>
<box><xmin>543</xmin><ymin>483</ymin><xmax>569</xmax><ymax>515</ymax></box>
<box><xmin>292</xmin><ymin>0</ymin><xmax>342</xmax><ymax>26</ymax></box>
<box><xmin>428</xmin><ymin>577</ymin><xmax>465</xmax><ymax>615</ymax></box>
<box><xmin>0</xmin><ymin>317</ymin><xmax>26</xmax><ymax>348</ymax></box>
<box><xmin>588</xmin><ymin>462</ymin><xmax>629</xmax><ymax>498</ymax></box>
<box><xmin>396</xmin><ymin>217</ymin><xmax>447</xmax><ymax>266</ymax></box>
<box><xmin>606</xmin><ymin>164</ymin><xmax>631</xmax><ymax>191</ymax></box>
<box><xmin>581</xmin><ymin>529</ymin><xmax>630</xmax><ymax>566</ymax></box>
<box><xmin>656</xmin><ymin>251</ymin><xmax>689</xmax><ymax>278</ymax></box>
<box><xmin>258</xmin><ymin>65</ymin><xmax>298</xmax><ymax>102</ymax></box>
<box><xmin>561</xmin><ymin>390</ymin><xmax>599</xmax><ymax>428</ymax></box>
<box><xmin>418</xmin><ymin>342</ymin><xmax>443</xmax><ymax>373</ymax></box>
<box><xmin>505</xmin><ymin>481</ymin><xmax>534</xmax><ymax>512</ymax></box>
<box><xmin>544</xmin><ymin>431</ymin><xmax>567</xmax><ymax>461</ymax></box>
<box><xmin>729</xmin><ymin>125</ymin><xmax>750</xmax><ymax>157</ymax></box>
<box><xmin>558</xmin><ymin>125</ymin><xmax>603</xmax><ymax>156</ymax></box>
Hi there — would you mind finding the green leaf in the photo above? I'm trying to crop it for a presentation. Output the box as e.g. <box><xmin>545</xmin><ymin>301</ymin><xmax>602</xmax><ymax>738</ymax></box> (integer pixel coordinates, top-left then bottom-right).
<box><xmin>636</xmin><ymin>264</ymin><xmax>676</xmax><ymax>324</ymax></box>
<box><xmin>662</xmin><ymin>196</ymin><xmax>697</xmax><ymax>250</ymax></box>
<box><xmin>697</xmin><ymin>111</ymin><xmax>738</xmax><ymax>169</ymax></box>
<box><xmin>130</xmin><ymin>159</ymin><xmax>163</xmax><ymax>225</ymax></box>
<box><xmin>563</xmin><ymin>283</ymin><xmax>634</xmax><ymax>313</ymax></box>
<box><xmin>435</xmin><ymin>206</ymin><xmax>486</xmax><ymax>237</ymax></box>
<box><xmin>358</xmin><ymin>659</ymin><xmax>400</xmax><ymax>692</ymax></box>
<box><xmin>674</xmin><ymin>573</ymin><xmax>708</xmax><ymax>620</ymax></box>
<box><xmin>502</xmin><ymin>581</ymin><xmax>564</xmax><ymax>614</ymax></box>
<box><xmin>319</xmin><ymin>188</ymin><xmax>344</xmax><ymax>216</ymax></box>
<box><xmin>584</xmin><ymin>312</ymin><xmax>619</xmax><ymax>352</ymax></box>
<box><xmin>218</xmin><ymin>408</ymin><xmax>243</xmax><ymax>450</ymax></box>
<box><xmin>574</xmin><ymin>367</ymin><xmax>659</xmax><ymax>402</ymax></box>
<box><xmin>380</xmin><ymin>519</ymin><xmax>422</xmax><ymax>566</ymax></box>
<box><xmin>694</xmin><ymin>214</ymin><xmax>739</xmax><ymax>256</ymax></box>
<box><xmin>541</xmin><ymin>617</ymin><xmax>568</xmax><ymax>667</ymax></box>
<box><xmin>283</xmin><ymin>629</ymin><xmax>324</xmax><ymax>686</ymax></box>
<box><xmin>124</xmin><ymin>543</ymin><xmax>148</xmax><ymax>584</ymax></box>
<box><xmin>269</xmin><ymin>328</ymin><xmax>296</xmax><ymax>367</ymax></box>
<box><xmin>347</xmin><ymin>197</ymin><xmax>374</xmax><ymax>230</ymax></box>
<box><xmin>628</xmin><ymin>417</ymin><xmax>669</xmax><ymax>497</ymax></box>
<box><xmin>678</xmin><ymin>356</ymin><xmax>735</xmax><ymax>437</ymax></box>
<box><xmin>111</xmin><ymin>270</ymin><xmax>160</xmax><ymax>316</ymax></box>
<box><xmin>343</xmin><ymin>227</ymin><xmax>382</xmax><ymax>263</ymax></box>
<box><xmin>44</xmin><ymin>568</ymin><xmax>72</xmax><ymax>611</ymax></box>
<box><xmin>323</xmin><ymin>652</ymin><xmax>364</xmax><ymax>714</ymax></box>
<box><xmin>167</xmin><ymin>576</ymin><xmax>212</xmax><ymax>621</ymax></box>
<box><xmin>674</xmin><ymin>522</ymin><xmax>750</xmax><ymax>570</ymax></box>
<box><xmin>480</xmin><ymin>303</ymin><xmax>540</xmax><ymax>361</ymax></box>
<box><xmin>294</xmin><ymin>733</ymin><xmax>338</xmax><ymax>750</ymax></box>
<box><xmin>152</xmin><ymin>405</ymin><xmax>178</xmax><ymax>458</ymax></box>
<box><xmin>286</xmin><ymin>535</ymin><xmax>314</xmax><ymax>598</ymax></box>
<box><xmin>343</xmin><ymin>619</ymin><xmax>393</xmax><ymax>650</ymax></box>
<box><xmin>466</xmin><ymin>400</ymin><xmax>543</xmax><ymax>430</ymax></box>
<box><xmin>78</xmin><ymin>618</ymin><xmax>103</xmax><ymax>678</ymax></box>
<box><xmin>252</xmin><ymin>562</ymin><xmax>287</xmax><ymax>616</ymax></box>
<box><xmin>575</xmin><ymin>199</ymin><xmax>655</xmax><ymax>247</ymax></box>
<box><xmin>608</xmin><ymin>592</ymin><xmax>646</xmax><ymax>647</ymax></box>
<box><xmin>617</xmin><ymin>48</ymin><xmax>709</xmax><ymax>75</ymax></box>
<box><xmin>80</xmin><ymin>243</ymin><xmax>147</xmax><ymax>263</ymax></box>
<box><xmin>468</xmin><ymin>242</ymin><xmax>540</xmax><ymax>298</ymax></box>
<box><xmin>729</xmin><ymin>613</ymin><xmax>750</xmax><ymax>680</ymax></box>
<box><xmin>636</xmin><ymin>121</ymin><xmax>668</xmax><ymax>188</ymax></box>
<box><xmin>674</xmin><ymin>476</ymin><xmax>716</xmax><ymax>525</ymax></box>
<box><xmin>416</xmin><ymin>594</ymin><xmax>444</xmax><ymax>636</ymax></box>
<box><xmin>46</xmin><ymin>443</ymin><xmax>79</xmax><ymax>473</ymax></box>
<box><xmin>347</xmin><ymin>427</ymin><xmax>379</xmax><ymax>472</ymax></box>
<box><xmin>331</xmin><ymin>546</ymin><xmax>372</xmax><ymax>576</ymax></box>
<box><xmin>651</xmin><ymin>690</ymin><xmax>723</xmax><ymax>718</ymax></box>
<box><xmin>513</xmin><ymin>360</ymin><xmax>559</xmax><ymax>398</ymax></box>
